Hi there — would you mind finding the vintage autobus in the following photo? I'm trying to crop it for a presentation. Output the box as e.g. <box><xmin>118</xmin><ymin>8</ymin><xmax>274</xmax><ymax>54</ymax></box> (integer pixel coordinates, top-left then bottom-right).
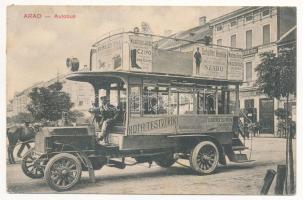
<box><xmin>22</xmin><ymin>31</ymin><xmax>250</xmax><ymax>191</ymax></box>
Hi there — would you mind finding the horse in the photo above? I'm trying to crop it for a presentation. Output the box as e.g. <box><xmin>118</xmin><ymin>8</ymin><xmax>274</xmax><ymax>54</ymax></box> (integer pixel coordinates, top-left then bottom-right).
<box><xmin>7</xmin><ymin>124</ymin><xmax>38</xmax><ymax>164</ymax></box>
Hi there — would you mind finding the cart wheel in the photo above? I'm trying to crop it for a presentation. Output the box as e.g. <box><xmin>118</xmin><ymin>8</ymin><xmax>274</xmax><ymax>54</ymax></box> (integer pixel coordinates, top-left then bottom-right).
<box><xmin>155</xmin><ymin>153</ymin><xmax>176</xmax><ymax>168</ymax></box>
<box><xmin>190</xmin><ymin>141</ymin><xmax>219</xmax><ymax>175</ymax></box>
<box><xmin>44</xmin><ymin>153</ymin><xmax>82</xmax><ymax>192</ymax></box>
<box><xmin>21</xmin><ymin>149</ymin><xmax>44</xmax><ymax>179</ymax></box>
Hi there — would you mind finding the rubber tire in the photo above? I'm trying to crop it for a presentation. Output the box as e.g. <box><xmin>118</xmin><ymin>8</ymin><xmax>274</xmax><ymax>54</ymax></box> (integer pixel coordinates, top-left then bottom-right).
<box><xmin>190</xmin><ymin>141</ymin><xmax>219</xmax><ymax>175</ymax></box>
<box><xmin>21</xmin><ymin>150</ymin><xmax>44</xmax><ymax>179</ymax></box>
<box><xmin>44</xmin><ymin>153</ymin><xmax>82</xmax><ymax>192</ymax></box>
<box><xmin>155</xmin><ymin>154</ymin><xmax>176</xmax><ymax>168</ymax></box>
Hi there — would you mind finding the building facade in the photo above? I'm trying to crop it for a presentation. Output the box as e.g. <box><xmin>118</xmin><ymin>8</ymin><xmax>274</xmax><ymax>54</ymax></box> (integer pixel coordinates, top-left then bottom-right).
<box><xmin>8</xmin><ymin>72</ymin><xmax>94</xmax><ymax>118</ymax></box>
<box><xmin>158</xmin><ymin>6</ymin><xmax>296</xmax><ymax>135</ymax></box>
<box><xmin>211</xmin><ymin>6</ymin><xmax>296</xmax><ymax>134</ymax></box>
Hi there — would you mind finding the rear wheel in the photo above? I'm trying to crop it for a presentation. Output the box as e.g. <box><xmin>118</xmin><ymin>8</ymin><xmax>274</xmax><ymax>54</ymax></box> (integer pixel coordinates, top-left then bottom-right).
<box><xmin>21</xmin><ymin>150</ymin><xmax>44</xmax><ymax>179</ymax></box>
<box><xmin>155</xmin><ymin>153</ymin><xmax>176</xmax><ymax>168</ymax></box>
<box><xmin>44</xmin><ymin>153</ymin><xmax>82</xmax><ymax>192</ymax></box>
<box><xmin>190</xmin><ymin>141</ymin><xmax>219</xmax><ymax>175</ymax></box>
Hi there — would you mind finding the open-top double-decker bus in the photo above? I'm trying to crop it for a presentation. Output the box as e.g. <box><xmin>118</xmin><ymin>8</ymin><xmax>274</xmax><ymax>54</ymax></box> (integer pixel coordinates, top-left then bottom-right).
<box><xmin>21</xmin><ymin>31</ymin><xmax>251</xmax><ymax>191</ymax></box>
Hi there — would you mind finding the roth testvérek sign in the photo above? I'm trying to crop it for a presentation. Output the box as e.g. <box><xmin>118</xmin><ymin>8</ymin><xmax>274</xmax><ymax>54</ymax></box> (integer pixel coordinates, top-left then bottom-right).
<box><xmin>127</xmin><ymin>115</ymin><xmax>233</xmax><ymax>135</ymax></box>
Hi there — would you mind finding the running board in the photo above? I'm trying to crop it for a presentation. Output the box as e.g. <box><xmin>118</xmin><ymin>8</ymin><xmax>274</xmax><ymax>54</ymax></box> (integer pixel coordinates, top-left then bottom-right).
<box><xmin>229</xmin><ymin>153</ymin><xmax>254</xmax><ymax>163</ymax></box>
<box><xmin>232</xmin><ymin>146</ymin><xmax>248</xmax><ymax>151</ymax></box>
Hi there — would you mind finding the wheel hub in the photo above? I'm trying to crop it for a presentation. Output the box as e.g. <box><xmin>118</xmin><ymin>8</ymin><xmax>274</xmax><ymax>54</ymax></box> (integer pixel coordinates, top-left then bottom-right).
<box><xmin>61</xmin><ymin>169</ymin><xmax>68</xmax><ymax>176</ymax></box>
<box><xmin>202</xmin><ymin>154</ymin><xmax>210</xmax><ymax>160</ymax></box>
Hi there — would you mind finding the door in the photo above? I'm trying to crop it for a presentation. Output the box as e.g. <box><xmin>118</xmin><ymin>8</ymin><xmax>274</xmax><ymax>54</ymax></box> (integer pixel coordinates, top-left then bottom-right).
<box><xmin>259</xmin><ymin>98</ymin><xmax>274</xmax><ymax>134</ymax></box>
<box><xmin>244</xmin><ymin>99</ymin><xmax>257</xmax><ymax>123</ymax></box>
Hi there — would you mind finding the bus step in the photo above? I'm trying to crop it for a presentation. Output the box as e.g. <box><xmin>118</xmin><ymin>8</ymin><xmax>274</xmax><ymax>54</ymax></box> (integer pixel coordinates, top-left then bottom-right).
<box><xmin>230</xmin><ymin>153</ymin><xmax>254</xmax><ymax>163</ymax></box>
<box><xmin>232</xmin><ymin>145</ymin><xmax>248</xmax><ymax>151</ymax></box>
<box><xmin>232</xmin><ymin>138</ymin><xmax>244</xmax><ymax>146</ymax></box>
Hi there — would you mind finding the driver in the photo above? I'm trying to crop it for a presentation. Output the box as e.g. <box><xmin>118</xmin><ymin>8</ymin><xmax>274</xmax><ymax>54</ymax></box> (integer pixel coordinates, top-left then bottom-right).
<box><xmin>95</xmin><ymin>96</ymin><xmax>119</xmax><ymax>144</ymax></box>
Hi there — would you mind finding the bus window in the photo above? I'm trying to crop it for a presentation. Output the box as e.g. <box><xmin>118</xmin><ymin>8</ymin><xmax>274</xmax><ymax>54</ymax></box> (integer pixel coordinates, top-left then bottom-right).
<box><xmin>179</xmin><ymin>89</ymin><xmax>195</xmax><ymax>115</ymax></box>
<box><xmin>119</xmin><ymin>88</ymin><xmax>127</xmax><ymax>112</ymax></box>
<box><xmin>217</xmin><ymin>86</ymin><xmax>237</xmax><ymax>115</ymax></box>
<box><xmin>198</xmin><ymin>87</ymin><xmax>216</xmax><ymax>114</ymax></box>
<box><xmin>158</xmin><ymin>86</ymin><xmax>169</xmax><ymax>114</ymax></box>
<box><xmin>130</xmin><ymin>86</ymin><xmax>141</xmax><ymax>115</ymax></box>
<box><xmin>143</xmin><ymin>85</ymin><xmax>168</xmax><ymax>115</ymax></box>
<box><xmin>170</xmin><ymin>87</ymin><xmax>178</xmax><ymax>115</ymax></box>
<box><xmin>198</xmin><ymin>92</ymin><xmax>206</xmax><ymax>114</ymax></box>
<box><xmin>110</xmin><ymin>90</ymin><xmax>118</xmax><ymax>106</ymax></box>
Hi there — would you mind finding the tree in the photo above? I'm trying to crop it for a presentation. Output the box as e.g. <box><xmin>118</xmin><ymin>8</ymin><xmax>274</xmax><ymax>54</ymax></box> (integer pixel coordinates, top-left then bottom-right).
<box><xmin>27</xmin><ymin>82</ymin><xmax>74</xmax><ymax>122</ymax></box>
<box><xmin>7</xmin><ymin>112</ymin><xmax>34</xmax><ymax>124</ymax></box>
<box><xmin>68</xmin><ymin>110</ymin><xmax>85</xmax><ymax>123</ymax></box>
<box><xmin>255</xmin><ymin>46</ymin><xmax>296</xmax><ymax>194</ymax></box>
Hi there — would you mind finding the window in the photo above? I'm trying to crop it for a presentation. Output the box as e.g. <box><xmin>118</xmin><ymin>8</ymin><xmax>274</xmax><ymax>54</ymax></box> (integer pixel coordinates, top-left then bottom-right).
<box><xmin>110</xmin><ymin>90</ymin><xmax>118</xmax><ymax>106</ymax></box>
<box><xmin>246</xmin><ymin>30</ymin><xmax>252</xmax><ymax>49</ymax></box>
<box><xmin>216</xmin><ymin>25</ymin><xmax>222</xmax><ymax>31</ymax></box>
<box><xmin>170</xmin><ymin>87</ymin><xmax>195</xmax><ymax>115</ymax></box>
<box><xmin>170</xmin><ymin>88</ymin><xmax>178</xmax><ymax>115</ymax></box>
<box><xmin>217</xmin><ymin>39</ymin><xmax>222</xmax><ymax>46</ymax></box>
<box><xmin>198</xmin><ymin>88</ymin><xmax>216</xmax><ymax>114</ymax></box>
<box><xmin>245</xmin><ymin>15</ymin><xmax>253</xmax><ymax>22</ymax></box>
<box><xmin>262</xmin><ymin>9</ymin><xmax>270</xmax><ymax>17</ymax></box>
<box><xmin>129</xmin><ymin>86</ymin><xmax>141</xmax><ymax>115</ymax></box>
<box><xmin>78</xmin><ymin>95</ymin><xmax>85</xmax><ymax>106</ymax></box>
<box><xmin>245</xmin><ymin>99</ymin><xmax>254</xmax><ymax>108</ymax></box>
<box><xmin>230</xmin><ymin>20</ymin><xmax>237</xmax><ymax>27</ymax></box>
<box><xmin>230</xmin><ymin>34</ymin><xmax>236</xmax><ymax>48</ymax></box>
<box><xmin>263</xmin><ymin>24</ymin><xmax>270</xmax><ymax>44</ymax></box>
<box><xmin>143</xmin><ymin>85</ymin><xmax>168</xmax><ymax>115</ymax></box>
<box><xmin>245</xmin><ymin>62</ymin><xmax>252</xmax><ymax>81</ymax></box>
<box><xmin>179</xmin><ymin>92</ymin><xmax>194</xmax><ymax>115</ymax></box>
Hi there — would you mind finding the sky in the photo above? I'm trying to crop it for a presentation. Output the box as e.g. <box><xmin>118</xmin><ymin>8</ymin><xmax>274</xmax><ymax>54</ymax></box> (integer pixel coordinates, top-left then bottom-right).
<box><xmin>6</xmin><ymin>5</ymin><xmax>241</xmax><ymax>101</ymax></box>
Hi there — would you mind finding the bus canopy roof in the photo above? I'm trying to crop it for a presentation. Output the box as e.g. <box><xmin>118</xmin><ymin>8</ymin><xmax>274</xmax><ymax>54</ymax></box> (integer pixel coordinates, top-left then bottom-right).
<box><xmin>66</xmin><ymin>71</ymin><xmax>242</xmax><ymax>86</ymax></box>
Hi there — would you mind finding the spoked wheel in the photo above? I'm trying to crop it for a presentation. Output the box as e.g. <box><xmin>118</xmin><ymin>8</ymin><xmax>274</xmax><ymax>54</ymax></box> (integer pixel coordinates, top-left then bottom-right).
<box><xmin>21</xmin><ymin>149</ymin><xmax>44</xmax><ymax>179</ymax></box>
<box><xmin>190</xmin><ymin>141</ymin><xmax>219</xmax><ymax>175</ymax></box>
<box><xmin>44</xmin><ymin>153</ymin><xmax>82</xmax><ymax>192</ymax></box>
<box><xmin>155</xmin><ymin>153</ymin><xmax>177</xmax><ymax>168</ymax></box>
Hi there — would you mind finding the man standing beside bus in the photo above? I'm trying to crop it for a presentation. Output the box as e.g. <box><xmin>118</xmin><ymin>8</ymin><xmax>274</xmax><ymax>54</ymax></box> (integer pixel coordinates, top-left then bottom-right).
<box><xmin>194</xmin><ymin>47</ymin><xmax>202</xmax><ymax>75</ymax></box>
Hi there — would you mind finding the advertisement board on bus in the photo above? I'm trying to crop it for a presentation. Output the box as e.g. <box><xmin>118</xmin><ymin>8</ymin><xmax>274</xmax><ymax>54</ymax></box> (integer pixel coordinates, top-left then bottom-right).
<box><xmin>193</xmin><ymin>45</ymin><xmax>244</xmax><ymax>81</ymax></box>
<box><xmin>129</xmin><ymin>35</ymin><xmax>153</xmax><ymax>72</ymax></box>
<box><xmin>94</xmin><ymin>34</ymin><xmax>123</xmax><ymax>71</ymax></box>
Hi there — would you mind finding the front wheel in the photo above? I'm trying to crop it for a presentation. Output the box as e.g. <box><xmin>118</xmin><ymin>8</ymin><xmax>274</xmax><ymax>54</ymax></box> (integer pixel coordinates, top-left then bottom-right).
<box><xmin>44</xmin><ymin>153</ymin><xmax>82</xmax><ymax>192</ymax></box>
<box><xmin>190</xmin><ymin>141</ymin><xmax>219</xmax><ymax>175</ymax></box>
<box><xmin>21</xmin><ymin>149</ymin><xmax>44</xmax><ymax>179</ymax></box>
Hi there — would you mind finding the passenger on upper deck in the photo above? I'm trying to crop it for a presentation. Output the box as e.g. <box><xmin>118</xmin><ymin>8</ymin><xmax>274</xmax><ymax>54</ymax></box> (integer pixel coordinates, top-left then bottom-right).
<box><xmin>194</xmin><ymin>47</ymin><xmax>202</xmax><ymax>75</ymax></box>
